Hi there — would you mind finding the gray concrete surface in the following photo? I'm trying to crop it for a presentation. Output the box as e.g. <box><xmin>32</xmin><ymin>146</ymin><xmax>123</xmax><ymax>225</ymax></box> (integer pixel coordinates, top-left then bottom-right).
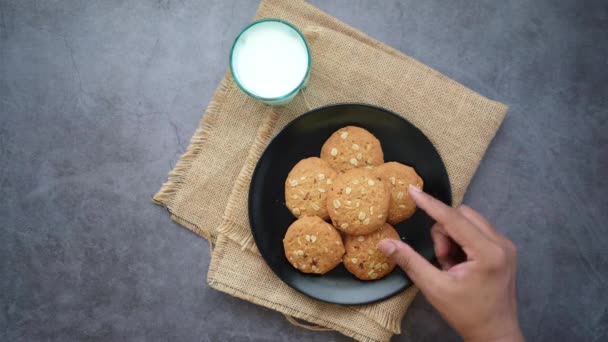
<box><xmin>1</xmin><ymin>0</ymin><xmax>607</xmax><ymax>341</ymax></box>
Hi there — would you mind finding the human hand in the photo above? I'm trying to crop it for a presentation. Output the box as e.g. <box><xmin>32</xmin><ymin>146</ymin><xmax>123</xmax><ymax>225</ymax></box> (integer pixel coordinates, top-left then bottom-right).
<box><xmin>378</xmin><ymin>186</ymin><xmax>523</xmax><ymax>342</ymax></box>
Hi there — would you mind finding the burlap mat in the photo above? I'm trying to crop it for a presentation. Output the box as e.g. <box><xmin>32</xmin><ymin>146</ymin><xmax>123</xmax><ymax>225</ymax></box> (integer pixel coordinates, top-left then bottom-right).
<box><xmin>153</xmin><ymin>1</ymin><xmax>507</xmax><ymax>341</ymax></box>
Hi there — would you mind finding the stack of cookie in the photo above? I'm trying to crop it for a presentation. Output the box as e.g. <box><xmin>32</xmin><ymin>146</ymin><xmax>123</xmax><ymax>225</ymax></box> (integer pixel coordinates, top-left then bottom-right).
<box><xmin>283</xmin><ymin>126</ymin><xmax>423</xmax><ymax>281</ymax></box>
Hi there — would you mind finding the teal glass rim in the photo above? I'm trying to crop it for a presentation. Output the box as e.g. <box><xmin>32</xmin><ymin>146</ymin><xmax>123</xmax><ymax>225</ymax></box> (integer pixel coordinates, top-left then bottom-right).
<box><xmin>229</xmin><ymin>18</ymin><xmax>312</xmax><ymax>102</ymax></box>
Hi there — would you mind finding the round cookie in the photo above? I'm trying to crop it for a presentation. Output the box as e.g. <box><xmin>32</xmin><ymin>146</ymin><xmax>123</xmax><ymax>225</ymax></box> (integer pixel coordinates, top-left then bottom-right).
<box><xmin>374</xmin><ymin>162</ymin><xmax>424</xmax><ymax>224</ymax></box>
<box><xmin>285</xmin><ymin>157</ymin><xmax>338</xmax><ymax>220</ymax></box>
<box><xmin>343</xmin><ymin>223</ymin><xmax>400</xmax><ymax>280</ymax></box>
<box><xmin>320</xmin><ymin>126</ymin><xmax>384</xmax><ymax>172</ymax></box>
<box><xmin>327</xmin><ymin>168</ymin><xmax>390</xmax><ymax>235</ymax></box>
<box><xmin>283</xmin><ymin>216</ymin><xmax>345</xmax><ymax>274</ymax></box>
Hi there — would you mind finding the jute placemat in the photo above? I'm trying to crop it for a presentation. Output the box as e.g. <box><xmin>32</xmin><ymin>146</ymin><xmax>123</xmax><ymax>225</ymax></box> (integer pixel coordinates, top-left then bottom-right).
<box><xmin>153</xmin><ymin>1</ymin><xmax>507</xmax><ymax>341</ymax></box>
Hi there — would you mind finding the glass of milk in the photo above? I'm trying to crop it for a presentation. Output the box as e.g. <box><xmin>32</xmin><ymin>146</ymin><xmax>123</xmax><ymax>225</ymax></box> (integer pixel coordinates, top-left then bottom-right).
<box><xmin>230</xmin><ymin>19</ymin><xmax>311</xmax><ymax>106</ymax></box>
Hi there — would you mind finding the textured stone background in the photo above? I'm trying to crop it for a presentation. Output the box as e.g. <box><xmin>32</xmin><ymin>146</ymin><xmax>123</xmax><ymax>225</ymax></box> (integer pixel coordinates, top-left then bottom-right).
<box><xmin>1</xmin><ymin>0</ymin><xmax>607</xmax><ymax>341</ymax></box>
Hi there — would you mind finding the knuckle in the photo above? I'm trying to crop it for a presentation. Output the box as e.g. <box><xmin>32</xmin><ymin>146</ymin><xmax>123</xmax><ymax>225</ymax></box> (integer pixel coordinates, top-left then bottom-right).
<box><xmin>398</xmin><ymin>254</ymin><xmax>413</xmax><ymax>272</ymax></box>
<box><xmin>496</xmin><ymin>249</ymin><xmax>508</xmax><ymax>265</ymax></box>
<box><xmin>485</xmin><ymin>246</ymin><xmax>509</xmax><ymax>270</ymax></box>
<box><xmin>501</xmin><ymin>239</ymin><xmax>517</xmax><ymax>258</ymax></box>
<box><xmin>430</xmin><ymin>224</ymin><xmax>443</xmax><ymax>235</ymax></box>
<box><xmin>507</xmin><ymin>240</ymin><xmax>517</xmax><ymax>255</ymax></box>
<box><xmin>442</xmin><ymin>210</ymin><xmax>460</xmax><ymax>224</ymax></box>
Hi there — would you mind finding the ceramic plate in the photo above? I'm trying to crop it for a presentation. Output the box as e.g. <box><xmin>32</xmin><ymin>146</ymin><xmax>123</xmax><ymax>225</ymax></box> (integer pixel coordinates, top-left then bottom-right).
<box><xmin>249</xmin><ymin>103</ymin><xmax>451</xmax><ymax>305</ymax></box>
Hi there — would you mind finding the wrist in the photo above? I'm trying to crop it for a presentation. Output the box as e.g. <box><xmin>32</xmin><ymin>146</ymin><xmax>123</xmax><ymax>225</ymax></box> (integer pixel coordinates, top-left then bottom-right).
<box><xmin>465</xmin><ymin>327</ymin><xmax>524</xmax><ymax>342</ymax></box>
<box><xmin>464</xmin><ymin>320</ymin><xmax>524</xmax><ymax>342</ymax></box>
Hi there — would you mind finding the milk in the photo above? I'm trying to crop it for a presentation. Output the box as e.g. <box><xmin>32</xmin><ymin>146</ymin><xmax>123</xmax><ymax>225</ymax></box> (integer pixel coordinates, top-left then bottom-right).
<box><xmin>230</xmin><ymin>20</ymin><xmax>310</xmax><ymax>105</ymax></box>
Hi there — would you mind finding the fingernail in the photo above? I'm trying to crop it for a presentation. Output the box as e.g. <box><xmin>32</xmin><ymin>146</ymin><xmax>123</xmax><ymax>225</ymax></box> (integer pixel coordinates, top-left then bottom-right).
<box><xmin>408</xmin><ymin>184</ymin><xmax>421</xmax><ymax>193</ymax></box>
<box><xmin>378</xmin><ymin>240</ymin><xmax>397</xmax><ymax>256</ymax></box>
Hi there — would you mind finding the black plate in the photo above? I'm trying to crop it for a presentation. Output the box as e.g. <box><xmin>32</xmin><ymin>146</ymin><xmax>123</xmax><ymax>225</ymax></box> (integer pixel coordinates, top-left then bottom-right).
<box><xmin>249</xmin><ymin>103</ymin><xmax>451</xmax><ymax>305</ymax></box>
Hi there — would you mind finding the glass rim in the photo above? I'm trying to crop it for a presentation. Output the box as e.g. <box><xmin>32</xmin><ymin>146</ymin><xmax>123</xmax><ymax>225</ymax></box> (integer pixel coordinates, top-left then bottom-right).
<box><xmin>229</xmin><ymin>18</ymin><xmax>312</xmax><ymax>102</ymax></box>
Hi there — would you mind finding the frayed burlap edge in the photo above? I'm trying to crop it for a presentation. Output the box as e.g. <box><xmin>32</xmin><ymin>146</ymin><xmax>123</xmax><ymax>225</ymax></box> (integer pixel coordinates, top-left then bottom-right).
<box><xmin>152</xmin><ymin>73</ymin><xmax>232</xmax><ymax>241</ymax></box>
<box><xmin>215</xmin><ymin>108</ymin><xmax>281</xmax><ymax>252</ymax></box>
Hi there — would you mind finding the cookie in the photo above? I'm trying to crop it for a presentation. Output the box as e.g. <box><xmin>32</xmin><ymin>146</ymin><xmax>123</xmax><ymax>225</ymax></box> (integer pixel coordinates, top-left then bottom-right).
<box><xmin>343</xmin><ymin>223</ymin><xmax>400</xmax><ymax>280</ymax></box>
<box><xmin>283</xmin><ymin>216</ymin><xmax>345</xmax><ymax>274</ymax></box>
<box><xmin>327</xmin><ymin>168</ymin><xmax>390</xmax><ymax>235</ymax></box>
<box><xmin>285</xmin><ymin>157</ymin><xmax>338</xmax><ymax>220</ymax></box>
<box><xmin>320</xmin><ymin>126</ymin><xmax>384</xmax><ymax>172</ymax></box>
<box><xmin>374</xmin><ymin>162</ymin><xmax>424</xmax><ymax>224</ymax></box>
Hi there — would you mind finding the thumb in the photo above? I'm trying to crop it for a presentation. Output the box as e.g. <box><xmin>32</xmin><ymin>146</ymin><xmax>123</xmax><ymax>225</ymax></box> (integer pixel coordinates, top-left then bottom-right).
<box><xmin>378</xmin><ymin>240</ymin><xmax>443</xmax><ymax>290</ymax></box>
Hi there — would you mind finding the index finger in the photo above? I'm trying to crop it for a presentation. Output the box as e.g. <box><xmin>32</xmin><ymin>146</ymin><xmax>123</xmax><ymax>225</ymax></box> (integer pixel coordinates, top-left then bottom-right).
<box><xmin>408</xmin><ymin>185</ymin><xmax>489</xmax><ymax>250</ymax></box>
